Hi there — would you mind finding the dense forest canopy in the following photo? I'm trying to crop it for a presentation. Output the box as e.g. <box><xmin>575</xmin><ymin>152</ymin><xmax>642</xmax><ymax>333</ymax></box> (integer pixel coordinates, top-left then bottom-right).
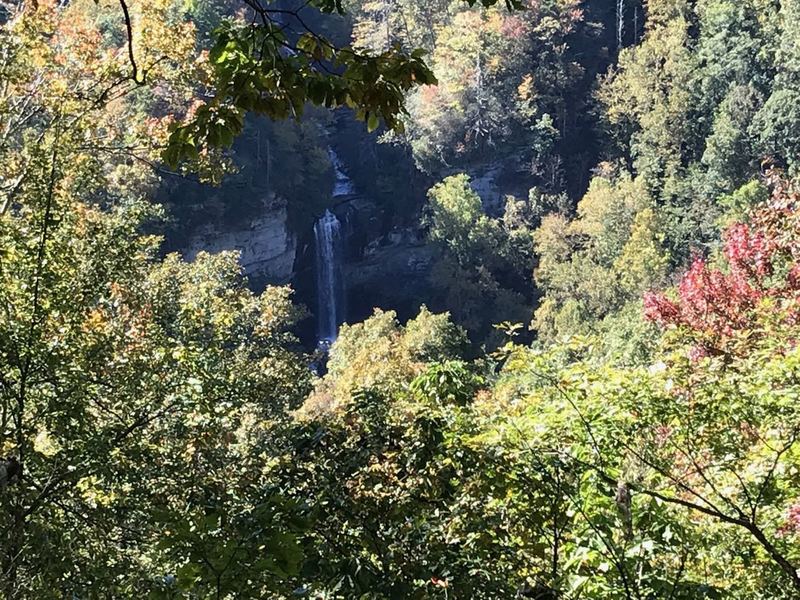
<box><xmin>2</xmin><ymin>0</ymin><xmax>800</xmax><ymax>598</ymax></box>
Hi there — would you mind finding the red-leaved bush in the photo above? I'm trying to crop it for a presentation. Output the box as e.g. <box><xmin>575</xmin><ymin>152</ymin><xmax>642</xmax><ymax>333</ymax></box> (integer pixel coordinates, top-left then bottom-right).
<box><xmin>644</xmin><ymin>173</ymin><xmax>800</xmax><ymax>351</ymax></box>
<box><xmin>778</xmin><ymin>502</ymin><xmax>800</xmax><ymax>537</ymax></box>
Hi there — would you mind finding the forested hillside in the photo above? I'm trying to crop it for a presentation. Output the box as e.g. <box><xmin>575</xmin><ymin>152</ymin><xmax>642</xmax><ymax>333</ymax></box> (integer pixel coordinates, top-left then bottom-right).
<box><xmin>2</xmin><ymin>0</ymin><xmax>800</xmax><ymax>598</ymax></box>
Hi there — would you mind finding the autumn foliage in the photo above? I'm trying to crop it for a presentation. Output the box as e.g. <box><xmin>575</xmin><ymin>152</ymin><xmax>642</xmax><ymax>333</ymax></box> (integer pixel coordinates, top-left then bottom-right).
<box><xmin>644</xmin><ymin>173</ymin><xmax>800</xmax><ymax>350</ymax></box>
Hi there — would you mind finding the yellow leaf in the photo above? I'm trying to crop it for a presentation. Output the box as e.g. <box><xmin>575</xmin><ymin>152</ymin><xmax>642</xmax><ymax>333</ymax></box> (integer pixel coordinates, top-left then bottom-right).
<box><xmin>33</xmin><ymin>429</ymin><xmax>61</xmax><ymax>457</ymax></box>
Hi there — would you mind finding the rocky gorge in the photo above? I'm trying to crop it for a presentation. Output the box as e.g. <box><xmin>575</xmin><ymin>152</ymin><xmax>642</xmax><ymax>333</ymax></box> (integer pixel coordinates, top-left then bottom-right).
<box><xmin>176</xmin><ymin>127</ymin><xmax>516</xmax><ymax>348</ymax></box>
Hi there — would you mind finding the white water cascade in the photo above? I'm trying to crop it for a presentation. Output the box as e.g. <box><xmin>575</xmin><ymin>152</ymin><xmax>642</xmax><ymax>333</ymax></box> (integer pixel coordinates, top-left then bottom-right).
<box><xmin>314</xmin><ymin>209</ymin><xmax>345</xmax><ymax>344</ymax></box>
<box><xmin>329</xmin><ymin>147</ymin><xmax>355</xmax><ymax>197</ymax></box>
<box><xmin>313</xmin><ymin>149</ymin><xmax>356</xmax><ymax>345</ymax></box>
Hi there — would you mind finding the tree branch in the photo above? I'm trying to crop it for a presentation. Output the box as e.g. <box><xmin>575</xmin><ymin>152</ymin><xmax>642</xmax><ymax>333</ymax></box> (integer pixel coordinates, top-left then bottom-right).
<box><xmin>118</xmin><ymin>0</ymin><xmax>144</xmax><ymax>85</ymax></box>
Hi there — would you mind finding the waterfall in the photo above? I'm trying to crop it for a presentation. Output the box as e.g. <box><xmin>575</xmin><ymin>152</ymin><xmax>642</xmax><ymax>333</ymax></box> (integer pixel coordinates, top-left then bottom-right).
<box><xmin>329</xmin><ymin>148</ymin><xmax>355</xmax><ymax>197</ymax></box>
<box><xmin>314</xmin><ymin>209</ymin><xmax>345</xmax><ymax>344</ymax></box>
<box><xmin>313</xmin><ymin>148</ymin><xmax>354</xmax><ymax>346</ymax></box>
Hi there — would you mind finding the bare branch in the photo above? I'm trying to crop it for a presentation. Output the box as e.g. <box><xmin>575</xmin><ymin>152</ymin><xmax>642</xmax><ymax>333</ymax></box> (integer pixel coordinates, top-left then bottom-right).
<box><xmin>118</xmin><ymin>0</ymin><xmax>144</xmax><ymax>85</ymax></box>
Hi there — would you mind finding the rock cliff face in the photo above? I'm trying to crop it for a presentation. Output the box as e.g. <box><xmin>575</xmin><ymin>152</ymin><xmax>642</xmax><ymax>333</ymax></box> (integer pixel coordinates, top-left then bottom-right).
<box><xmin>344</xmin><ymin>225</ymin><xmax>436</xmax><ymax>324</ymax></box>
<box><xmin>183</xmin><ymin>197</ymin><xmax>296</xmax><ymax>284</ymax></box>
<box><xmin>469</xmin><ymin>163</ymin><xmax>505</xmax><ymax>216</ymax></box>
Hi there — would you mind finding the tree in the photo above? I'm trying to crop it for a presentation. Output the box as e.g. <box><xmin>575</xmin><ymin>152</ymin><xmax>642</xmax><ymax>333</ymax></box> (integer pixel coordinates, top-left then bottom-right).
<box><xmin>346</xmin><ymin>0</ymin><xmax>451</xmax><ymax>55</ymax></box>
<box><xmin>162</xmin><ymin>0</ymin><xmax>525</xmax><ymax>166</ymax></box>
<box><xmin>398</xmin><ymin>0</ymin><xmax>583</xmax><ymax>174</ymax></box>
<box><xmin>532</xmin><ymin>167</ymin><xmax>666</xmax><ymax>352</ymax></box>
<box><xmin>486</xmin><ymin>331</ymin><xmax>800</xmax><ymax>598</ymax></box>
<box><xmin>0</xmin><ymin>5</ymin><xmax>310</xmax><ymax>596</ymax></box>
<box><xmin>424</xmin><ymin>174</ymin><xmax>534</xmax><ymax>343</ymax></box>
<box><xmin>597</xmin><ymin>0</ymin><xmax>800</xmax><ymax>258</ymax></box>
<box><xmin>596</xmin><ymin>0</ymin><xmax>698</xmax><ymax>200</ymax></box>
<box><xmin>301</xmin><ymin>306</ymin><xmax>467</xmax><ymax>417</ymax></box>
<box><xmin>644</xmin><ymin>172</ymin><xmax>800</xmax><ymax>355</ymax></box>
